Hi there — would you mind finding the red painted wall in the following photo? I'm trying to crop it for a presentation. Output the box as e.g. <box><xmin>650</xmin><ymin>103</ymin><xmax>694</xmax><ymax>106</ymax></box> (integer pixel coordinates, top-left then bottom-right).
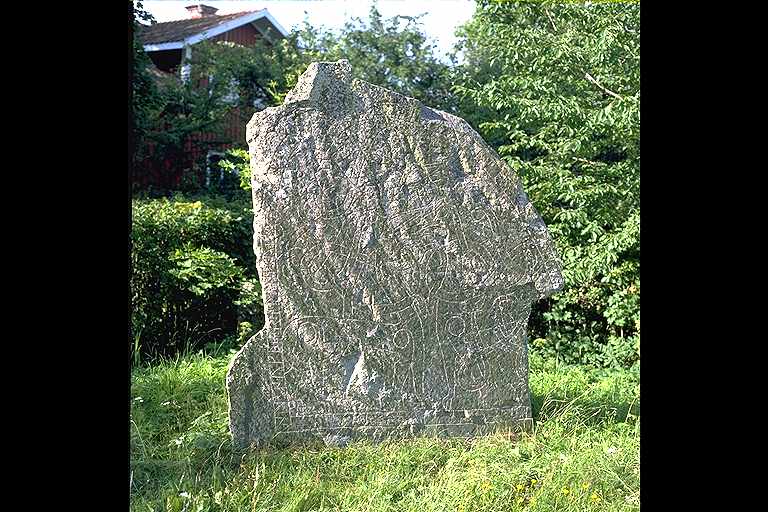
<box><xmin>210</xmin><ymin>23</ymin><xmax>262</xmax><ymax>46</ymax></box>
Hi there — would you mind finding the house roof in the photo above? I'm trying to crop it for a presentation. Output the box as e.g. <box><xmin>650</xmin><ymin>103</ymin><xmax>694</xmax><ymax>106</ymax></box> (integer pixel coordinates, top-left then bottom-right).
<box><xmin>138</xmin><ymin>9</ymin><xmax>288</xmax><ymax>51</ymax></box>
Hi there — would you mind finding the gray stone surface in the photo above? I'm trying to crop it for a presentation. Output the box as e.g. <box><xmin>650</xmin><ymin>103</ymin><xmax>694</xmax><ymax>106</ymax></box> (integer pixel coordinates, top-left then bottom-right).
<box><xmin>227</xmin><ymin>60</ymin><xmax>563</xmax><ymax>448</ymax></box>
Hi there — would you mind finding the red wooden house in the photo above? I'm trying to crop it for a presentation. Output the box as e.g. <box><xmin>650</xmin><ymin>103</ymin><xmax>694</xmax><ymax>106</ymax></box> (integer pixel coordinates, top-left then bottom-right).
<box><xmin>136</xmin><ymin>4</ymin><xmax>288</xmax><ymax>190</ymax></box>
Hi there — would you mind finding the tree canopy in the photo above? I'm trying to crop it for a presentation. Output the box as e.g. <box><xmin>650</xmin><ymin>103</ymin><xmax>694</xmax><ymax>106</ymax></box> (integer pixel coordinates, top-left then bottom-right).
<box><xmin>455</xmin><ymin>0</ymin><xmax>640</xmax><ymax>367</ymax></box>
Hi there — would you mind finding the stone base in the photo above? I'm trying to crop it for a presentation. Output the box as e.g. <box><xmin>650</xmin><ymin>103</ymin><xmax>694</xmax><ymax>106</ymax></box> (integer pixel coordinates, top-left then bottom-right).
<box><xmin>234</xmin><ymin>400</ymin><xmax>533</xmax><ymax>448</ymax></box>
<box><xmin>314</xmin><ymin>409</ymin><xmax>534</xmax><ymax>447</ymax></box>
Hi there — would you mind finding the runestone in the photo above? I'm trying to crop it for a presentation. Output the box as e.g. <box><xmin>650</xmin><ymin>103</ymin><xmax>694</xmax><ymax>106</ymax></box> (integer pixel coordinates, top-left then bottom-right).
<box><xmin>227</xmin><ymin>60</ymin><xmax>563</xmax><ymax>447</ymax></box>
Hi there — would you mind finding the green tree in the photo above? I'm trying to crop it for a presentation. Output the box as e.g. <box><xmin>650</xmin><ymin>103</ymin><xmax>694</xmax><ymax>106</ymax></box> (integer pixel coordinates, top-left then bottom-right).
<box><xmin>455</xmin><ymin>1</ymin><xmax>640</xmax><ymax>368</ymax></box>
<box><xmin>187</xmin><ymin>36</ymin><xmax>305</xmax><ymax>126</ymax></box>
<box><xmin>289</xmin><ymin>5</ymin><xmax>457</xmax><ymax>112</ymax></box>
<box><xmin>132</xmin><ymin>1</ymin><xmax>160</xmax><ymax>156</ymax></box>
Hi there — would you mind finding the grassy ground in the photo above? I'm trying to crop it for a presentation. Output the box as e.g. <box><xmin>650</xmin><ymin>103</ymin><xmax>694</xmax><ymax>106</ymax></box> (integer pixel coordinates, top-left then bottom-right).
<box><xmin>131</xmin><ymin>350</ymin><xmax>639</xmax><ymax>512</ymax></box>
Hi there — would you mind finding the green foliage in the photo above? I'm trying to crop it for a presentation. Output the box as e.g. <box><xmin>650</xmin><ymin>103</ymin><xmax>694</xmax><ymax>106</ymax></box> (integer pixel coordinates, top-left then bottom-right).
<box><xmin>131</xmin><ymin>196</ymin><xmax>255</xmax><ymax>361</ymax></box>
<box><xmin>455</xmin><ymin>1</ymin><xmax>640</xmax><ymax>368</ymax></box>
<box><xmin>187</xmin><ymin>36</ymin><xmax>303</xmax><ymax>116</ymax></box>
<box><xmin>218</xmin><ymin>148</ymin><xmax>252</xmax><ymax>193</ymax></box>
<box><xmin>132</xmin><ymin>2</ymin><xmax>160</xmax><ymax>153</ymax></box>
<box><xmin>169</xmin><ymin>245</ymin><xmax>243</xmax><ymax>297</ymax></box>
<box><xmin>134</xmin><ymin>61</ymin><xmax>236</xmax><ymax>184</ymax></box>
<box><xmin>131</xmin><ymin>351</ymin><xmax>639</xmax><ymax>510</ymax></box>
<box><xmin>235</xmin><ymin>277</ymin><xmax>264</xmax><ymax>344</ymax></box>
<box><xmin>291</xmin><ymin>5</ymin><xmax>458</xmax><ymax>112</ymax></box>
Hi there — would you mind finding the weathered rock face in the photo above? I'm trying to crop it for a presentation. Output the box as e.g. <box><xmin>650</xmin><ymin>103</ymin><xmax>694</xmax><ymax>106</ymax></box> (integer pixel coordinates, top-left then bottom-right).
<box><xmin>227</xmin><ymin>60</ymin><xmax>563</xmax><ymax>448</ymax></box>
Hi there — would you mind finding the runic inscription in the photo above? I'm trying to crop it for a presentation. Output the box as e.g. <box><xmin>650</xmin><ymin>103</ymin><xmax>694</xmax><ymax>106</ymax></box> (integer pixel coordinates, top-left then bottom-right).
<box><xmin>226</xmin><ymin>60</ymin><xmax>563</xmax><ymax>447</ymax></box>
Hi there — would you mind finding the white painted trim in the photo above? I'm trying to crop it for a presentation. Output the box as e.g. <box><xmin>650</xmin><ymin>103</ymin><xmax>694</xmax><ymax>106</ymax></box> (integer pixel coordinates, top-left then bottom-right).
<box><xmin>143</xmin><ymin>41</ymin><xmax>183</xmax><ymax>51</ymax></box>
<box><xmin>142</xmin><ymin>9</ymin><xmax>288</xmax><ymax>53</ymax></box>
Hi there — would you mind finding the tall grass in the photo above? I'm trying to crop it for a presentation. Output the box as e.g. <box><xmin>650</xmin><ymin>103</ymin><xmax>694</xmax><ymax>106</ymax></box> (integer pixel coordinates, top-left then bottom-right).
<box><xmin>131</xmin><ymin>351</ymin><xmax>639</xmax><ymax>511</ymax></box>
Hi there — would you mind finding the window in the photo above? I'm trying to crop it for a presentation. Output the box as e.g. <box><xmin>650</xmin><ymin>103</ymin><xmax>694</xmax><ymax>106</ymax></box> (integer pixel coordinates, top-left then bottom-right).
<box><xmin>205</xmin><ymin>151</ymin><xmax>226</xmax><ymax>188</ymax></box>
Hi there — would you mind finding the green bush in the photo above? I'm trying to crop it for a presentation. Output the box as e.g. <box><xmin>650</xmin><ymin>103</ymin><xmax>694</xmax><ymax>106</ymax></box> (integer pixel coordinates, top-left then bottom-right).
<box><xmin>234</xmin><ymin>276</ymin><xmax>263</xmax><ymax>334</ymax></box>
<box><xmin>456</xmin><ymin>1</ymin><xmax>640</xmax><ymax>368</ymax></box>
<box><xmin>131</xmin><ymin>196</ymin><xmax>258</xmax><ymax>361</ymax></box>
<box><xmin>218</xmin><ymin>148</ymin><xmax>252</xmax><ymax>194</ymax></box>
